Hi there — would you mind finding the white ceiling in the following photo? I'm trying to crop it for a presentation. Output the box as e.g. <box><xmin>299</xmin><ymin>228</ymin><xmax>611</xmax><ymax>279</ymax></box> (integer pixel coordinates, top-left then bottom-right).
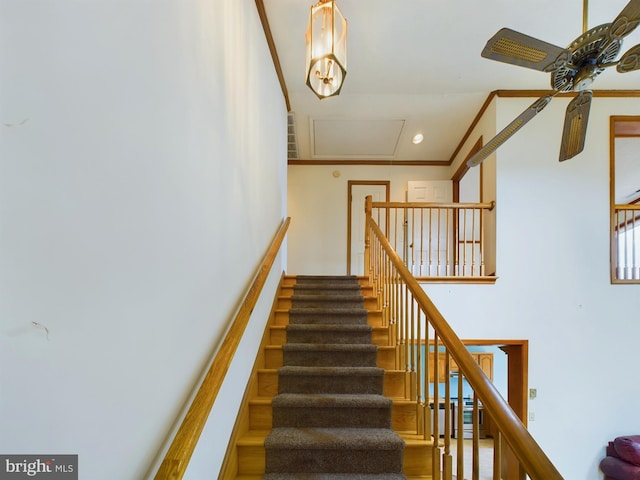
<box><xmin>262</xmin><ymin>0</ymin><xmax>640</xmax><ymax>162</ymax></box>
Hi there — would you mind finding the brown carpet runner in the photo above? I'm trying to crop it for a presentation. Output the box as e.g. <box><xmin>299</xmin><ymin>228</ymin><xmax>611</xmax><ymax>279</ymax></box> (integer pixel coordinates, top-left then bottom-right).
<box><xmin>263</xmin><ymin>275</ymin><xmax>406</xmax><ymax>479</ymax></box>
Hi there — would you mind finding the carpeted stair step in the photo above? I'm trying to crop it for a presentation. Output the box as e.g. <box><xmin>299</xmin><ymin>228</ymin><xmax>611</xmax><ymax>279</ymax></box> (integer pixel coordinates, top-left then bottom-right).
<box><xmin>272</xmin><ymin>393</ymin><xmax>392</xmax><ymax>428</ymax></box>
<box><xmin>295</xmin><ymin>275</ymin><xmax>361</xmax><ymax>283</ymax></box>
<box><xmin>294</xmin><ymin>283</ymin><xmax>363</xmax><ymax>295</ymax></box>
<box><xmin>286</xmin><ymin>324</ymin><xmax>372</xmax><ymax>344</ymax></box>
<box><xmin>282</xmin><ymin>343</ymin><xmax>378</xmax><ymax>367</ymax></box>
<box><xmin>288</xmin><ymin>307</ymin><xmax>369</xmax><ymax>325</ymax></box>
<box><xmin>264</xmin><ymin>427</ymin><xmax>405</xmax><ymax>474</ymax></box>
<box><xmin>263</xmin><ymin>475</ymin><xmax>406</xmax><ymax>480</ymax></box>
<box><xmin>278</xmin><ymin>366</ymin><xmax>384</xmax><ymax>395</ymax></box>
<box><xmin>292</xmin><ymin>294</ymin><xmax>364</xmax><ymax>309</ymax></box>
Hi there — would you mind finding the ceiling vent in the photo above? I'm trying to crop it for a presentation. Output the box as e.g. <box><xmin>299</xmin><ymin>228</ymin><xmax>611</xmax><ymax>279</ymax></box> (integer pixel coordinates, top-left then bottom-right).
<box><xmin>287</xmin><ymin>113</ymin><xmax>299</xmax><ymax>160</ymax></box>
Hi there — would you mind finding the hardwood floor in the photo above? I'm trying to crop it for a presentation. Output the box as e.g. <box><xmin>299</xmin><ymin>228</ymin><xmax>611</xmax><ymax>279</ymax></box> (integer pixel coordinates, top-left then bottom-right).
<box><xmin>449</xmin><ymin>438</ymin><xmax>495</xmax><ymax>480</ymax></box>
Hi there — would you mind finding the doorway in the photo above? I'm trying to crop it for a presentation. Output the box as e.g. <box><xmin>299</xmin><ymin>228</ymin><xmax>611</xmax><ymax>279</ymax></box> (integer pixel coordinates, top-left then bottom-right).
<box><xmin>347</xmin><ymin>181</ymin><xmax>390</xmax><ymax>275</ymax></box>
<box><xmin>461</xmin><ymin>339</ymin><xmax>529</xmax><ymax>480</ymax></box>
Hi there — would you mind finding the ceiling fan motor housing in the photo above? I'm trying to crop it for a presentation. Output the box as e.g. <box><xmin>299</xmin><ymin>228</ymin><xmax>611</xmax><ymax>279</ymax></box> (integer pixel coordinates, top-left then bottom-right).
<box><xmin>551</xmin><ymin>23</ymin><xmax>622</xmax><ymax>92</ymax></box>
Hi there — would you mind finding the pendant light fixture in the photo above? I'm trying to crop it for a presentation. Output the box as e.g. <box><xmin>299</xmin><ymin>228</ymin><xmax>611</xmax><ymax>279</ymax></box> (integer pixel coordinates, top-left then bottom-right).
<box><xmin>305</xmin><ymin>0</ymin><xmax>347</xmax><ymax>99</ymax></box>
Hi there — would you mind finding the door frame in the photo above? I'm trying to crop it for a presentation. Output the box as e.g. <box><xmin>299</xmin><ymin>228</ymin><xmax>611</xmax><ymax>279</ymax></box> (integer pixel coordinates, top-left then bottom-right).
<box><xmin>347</xmin><ymin>180</ymin><xmax>390</xmax><ymax>275</ymax></box>
<box><xmin>463</xmin><ymin>338</ymin><xmax>528</xmax><ymax>480</ymax></box>
<box><xmin>460</xmin><ymin>339</ymin><xmax>528</xmax><ymax>426</ymax></box>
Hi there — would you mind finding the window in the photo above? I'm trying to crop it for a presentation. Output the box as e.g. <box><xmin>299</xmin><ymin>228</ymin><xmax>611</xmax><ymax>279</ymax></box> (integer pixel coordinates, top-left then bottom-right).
<box><xmin>611</xmin><ymin>117</ymin><xmax>640</xmax><ymax>283</ymax></box>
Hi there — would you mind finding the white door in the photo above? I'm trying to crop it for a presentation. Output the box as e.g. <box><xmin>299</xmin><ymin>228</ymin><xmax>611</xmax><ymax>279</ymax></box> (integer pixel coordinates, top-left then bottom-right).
<box><xmin>349</xmin><ymin>184</ymin><xmax>388</xmax><ymax>275</ymax></box>
<box><xmin>406</xmin><ymin>181</ymin><xmax>453</xmax><ymax>276</ymax></box>
<box><xmin>407</xmin><ymin>180</ymin><xmax>452</xmax><ymax>203</ymax></box>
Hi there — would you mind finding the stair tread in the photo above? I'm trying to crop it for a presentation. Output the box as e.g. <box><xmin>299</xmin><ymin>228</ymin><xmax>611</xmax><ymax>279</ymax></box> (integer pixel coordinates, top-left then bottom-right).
<box><xmin>286</xmin><ymin>324</ymin><xmax>371</xmax><ymax>332</ymax></box>
<box><xmin>295</xmin><ymin>275</ymin><xmax>361</xmax><ymax>281</ymax></box>
<box><xmin>265</xmin><ymin>427</ymin><xmax>405</xmax><ymax>450</ymax></box>
<box><xmin>278</xmin><ymin>366</ymin><xmax>384</xmax><ymax>376</ymax></box>
<box><xmin>294</xmin><ymin>283</ymin><xmax>362</xmax><ymax>290</ymax></box>
<box><xmin>264</xmin><ymin>474</ymin><xmax>407</xmax><ymax>480</ymax></box>
<box><xmin>289</xmin><ymin>307</ymin><xmax>368</xmax><ymax>315</ymax></box>
<box><xmin>283</xmin><ymin>343</ymin><xmax>377</xmax><ymax>352</ymax></box>
<box><xmin>273</xmin><ymin>393</ymin><xmax>392</xmax><ymax>408</ymax></box>
<box><xmin>291</xmin><ymin>293</ymin><xmax>362</xmax><ymax>298</ymax></box>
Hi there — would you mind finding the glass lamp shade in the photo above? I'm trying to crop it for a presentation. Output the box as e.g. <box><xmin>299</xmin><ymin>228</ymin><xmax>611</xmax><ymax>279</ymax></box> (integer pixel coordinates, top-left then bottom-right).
<box><xmin>305</xmin><ymin>0</ymin><xmax>347</xmax><ymax>99</ymax></box>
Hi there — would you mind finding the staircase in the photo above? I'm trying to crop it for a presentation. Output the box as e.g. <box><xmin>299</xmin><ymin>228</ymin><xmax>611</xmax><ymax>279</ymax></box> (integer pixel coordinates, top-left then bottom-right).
<box><xmin>264</xmin><ymin>275</ymin><xmax>404</xmax><ymax>478</ymax></box>
<box><xmin>225</xmin><ymin>275</ymin><xmax>432</xmax><ymax>479</ymax></box>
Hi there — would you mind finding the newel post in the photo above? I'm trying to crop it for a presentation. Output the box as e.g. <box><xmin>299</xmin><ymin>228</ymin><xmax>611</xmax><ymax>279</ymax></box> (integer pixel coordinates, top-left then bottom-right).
<box><xmin>364</xmin><ymin>195</ymin><xmax>373</xmax><ymax>276</ymax></box>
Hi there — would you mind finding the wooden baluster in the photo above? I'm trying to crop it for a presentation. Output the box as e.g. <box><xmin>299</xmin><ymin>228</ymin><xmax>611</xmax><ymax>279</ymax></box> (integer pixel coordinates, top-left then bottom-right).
<box><xmin>471</xmin><ymin>208</ymin><xmax>477</xmax><ymax>276</ymax></box>
<box><xmin>455</xmin><ymin>208</ymin><xmax>460</xmax><ymax>276</ymax></box>
<box><xmin>402</xmin><ymin>282</ymin><xmax>409</xmax><ymax>387</ymax></box>
<box><xmin>493</xmin><ymin>429</ymin><xmax>502</xmax><ymax>480</ymax></box>
<box><xmin>408</xmin><ymin>285</ymin><xmax>416</xmax><ymax>401</ymax></box>
<box><xmin>411</xmin><ymin>208</ymin><xmax>416</xmax><ymax>275</ymax></box>
<box><xmin>437</xmin><ymin>208</ymin><xmax>442</xmax><ymax>275</ymax></box>
<box><xmin>432</xmin><ymin>335</ymin><xmax>441</xmax><ymax>480</ymax></box>
<box><xmin>443</xmin><ymin>351</ymin><xmax>453</xmax><ymax>480</ymax></box>
<box><xmin>395</xmin><ymin>267</ymin><xmax>399</xmax><ymax>349</ymax></box>
<box><xmin>624</xmin><ymin>209</ymin><xmax>630</xmax><ymax>279</ymax></box>
<box><xmin>433</xmin><ymin>336</ymin><xmax>440</xmax><ymax>442</ymax></box>
<box><xmin>632</xmin><ymin>210</ymin><xmax>638</xmax><ymax>280</ymax></box>
<box><xmin>480</xmin><ymin>206</ymin><xmax>486</xmax><ymax>276</ymax></box>
<box><xmin>462</xmin><ymin>207</ymin><xmax>468</xmax><ymax>276</ymax></box>
<box><xmin>456</xmin><ymin>373</ymin><xmax>464</xmax><ymax>480</ymax></box>
<box><xmin>365</xmin><ymin>196</ymin><xmax>372</xmax><ymax>279</ymax></box>
<box><xmin>472</xmin><ymin>395</ymin><xmax>480</xmax><ymax>480</ymax></box>
<box><xmin>427</xmin><ymin>207</ymin><xmax>433</xmax><ymax>276</ymax></box>
<box><xmin>416</xmin><ymin>300</ymin><xmax>424</xmax><ymax>435</ymax></box>
<box><xmin>424</xmin><ymin>314</ymin><xmax>431</xmax><ymax>441</ymax></box>
<box><xmin>445</xmin><ymin>207</ymin><xmax>451</xmax><ymax>276</ymax></box>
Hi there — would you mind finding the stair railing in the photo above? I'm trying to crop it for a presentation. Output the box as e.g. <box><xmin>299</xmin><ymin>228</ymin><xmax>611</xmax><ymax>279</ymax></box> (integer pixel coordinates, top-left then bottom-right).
<box><xmin>612</xmin><ymin>204</ymin><xmax>640</xmax><ymax>282</ymax></box>
<box><xmin>369</xmin><ymin>198</ymin><xmax>495</xmax><ymax>280</ymax></box>
<box><xmin>154</xmin><ymin>217</ymin><xmax>290</xmax><ymax>480</ymax></box>
<box><xmin>364</xmin><ymin>196</ymin><xmax>563</xmax><ymax>480</ymax></box>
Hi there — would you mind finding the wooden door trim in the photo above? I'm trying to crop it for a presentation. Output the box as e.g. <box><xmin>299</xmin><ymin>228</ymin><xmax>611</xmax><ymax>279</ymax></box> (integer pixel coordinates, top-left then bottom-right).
<box><xmin>347</xmin><ymin>181</ymin><xmax>390</xmax><ymax>275</ymax></box>
<box><xmin>457</xmin><ymin>339</ymin><xmax>528</xmax><ymax>424</ymax></box>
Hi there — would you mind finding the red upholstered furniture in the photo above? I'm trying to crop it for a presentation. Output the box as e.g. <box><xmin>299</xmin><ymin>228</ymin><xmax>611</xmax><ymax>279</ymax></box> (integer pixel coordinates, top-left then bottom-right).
<box><xmin>600</xmin><ymin>436</ymin><xmax>640</xmax><ymax>480</ymax></box>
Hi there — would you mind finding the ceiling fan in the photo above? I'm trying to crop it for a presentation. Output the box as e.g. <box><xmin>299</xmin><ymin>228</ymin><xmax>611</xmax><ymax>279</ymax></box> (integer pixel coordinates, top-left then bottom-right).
<box><xmin>467</xmin><ymin>0</ymin><xmax>640</xmax><ymax>167</ymax></box>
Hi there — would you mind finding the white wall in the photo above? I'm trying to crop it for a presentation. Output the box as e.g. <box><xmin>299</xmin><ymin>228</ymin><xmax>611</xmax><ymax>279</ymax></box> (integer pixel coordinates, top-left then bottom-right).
<box><xmin>426</xmin><ymin>94</ymin><xmax>640</xmax><ymax>480</ymax></box>
<box><xmin>287</xmin><ymin>164</ymin><xmax>451</xmax><ymax>274</ymax></box>
<box><xmin>0</xmin><ymin>1</ymin><xmax>287</xmax><ymax>479</ymax></box>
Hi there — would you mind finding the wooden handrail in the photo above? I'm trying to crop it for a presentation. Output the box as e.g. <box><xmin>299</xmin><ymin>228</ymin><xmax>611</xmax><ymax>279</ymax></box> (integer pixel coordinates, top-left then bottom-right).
<box><xmin>154</xmin><ymin>217</ymin><xmax>291</xmax><ymax>480</ymax></box>
<box><xmin>366</xmin><ymin>214</ymin><xmax>563</xmax><ymax>480</ymax></box>
<box><xmin>371</xmin><ymin>201</ymin><xmax>495</xmax><ymax>210</ymax></box>
<box><xmin>615</xmin><ymin>204</ymin><xmax>640</xmax><ymax>211</ymax></box>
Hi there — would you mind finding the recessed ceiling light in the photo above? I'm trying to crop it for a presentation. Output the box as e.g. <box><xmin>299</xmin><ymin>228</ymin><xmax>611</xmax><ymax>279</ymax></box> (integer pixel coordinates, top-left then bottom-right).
<box><xmin>412</xmin><ymin>133</ymin><xmax>424</xmax><ymax>144</ymax></box>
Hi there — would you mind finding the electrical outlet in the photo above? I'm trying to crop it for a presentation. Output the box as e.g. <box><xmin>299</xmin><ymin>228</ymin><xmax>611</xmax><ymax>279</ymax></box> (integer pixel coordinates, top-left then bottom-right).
<box><xmin>529</xmin><ymin>412</ymin><xmax>535</xmax><ymax>421</ymax></box>
<box><xmin>529</xmin><ymin>388</ymin><xmax>537</xmax><ymax>399</ymax></box>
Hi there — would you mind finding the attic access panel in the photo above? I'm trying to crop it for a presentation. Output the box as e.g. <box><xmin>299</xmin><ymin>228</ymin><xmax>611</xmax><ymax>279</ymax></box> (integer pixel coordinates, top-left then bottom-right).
<box><xmin>311</xmin><ymin>118</ymin><xmax>405</xmax><ymax>159</ymax></box>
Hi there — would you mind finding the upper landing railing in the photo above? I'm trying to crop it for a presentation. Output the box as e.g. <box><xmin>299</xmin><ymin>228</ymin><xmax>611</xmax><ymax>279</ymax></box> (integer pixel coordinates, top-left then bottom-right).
<box><xmin>368</xmin><ymin>198</ymin><xmax>496</xmax><ymax>281</ymax></box>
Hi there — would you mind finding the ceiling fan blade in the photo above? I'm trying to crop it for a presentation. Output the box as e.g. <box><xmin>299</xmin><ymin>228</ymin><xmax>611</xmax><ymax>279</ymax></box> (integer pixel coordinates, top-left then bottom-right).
<box><xmin>617</xmin><ymin>44</ymin><xmax>640</xmax><ymax>72</ymax></box>
<box><xmin>481</xmin><ymin>28</ymin><xmax>571</xmax><ymax>72</ymax></box>
<box><xmin>467</xmin><ymin>95</ymin><xmax>554</xmax><ymax>168</ymax></box>
<box><xmin>559</xmin><ymin>91</ymin><xmax>592</xmax><ymax>162</ymax></box>
<box><xmin>607</xmin><ymin>0</ymin><xmax>640</xmax><ymax>43</ymax></box>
